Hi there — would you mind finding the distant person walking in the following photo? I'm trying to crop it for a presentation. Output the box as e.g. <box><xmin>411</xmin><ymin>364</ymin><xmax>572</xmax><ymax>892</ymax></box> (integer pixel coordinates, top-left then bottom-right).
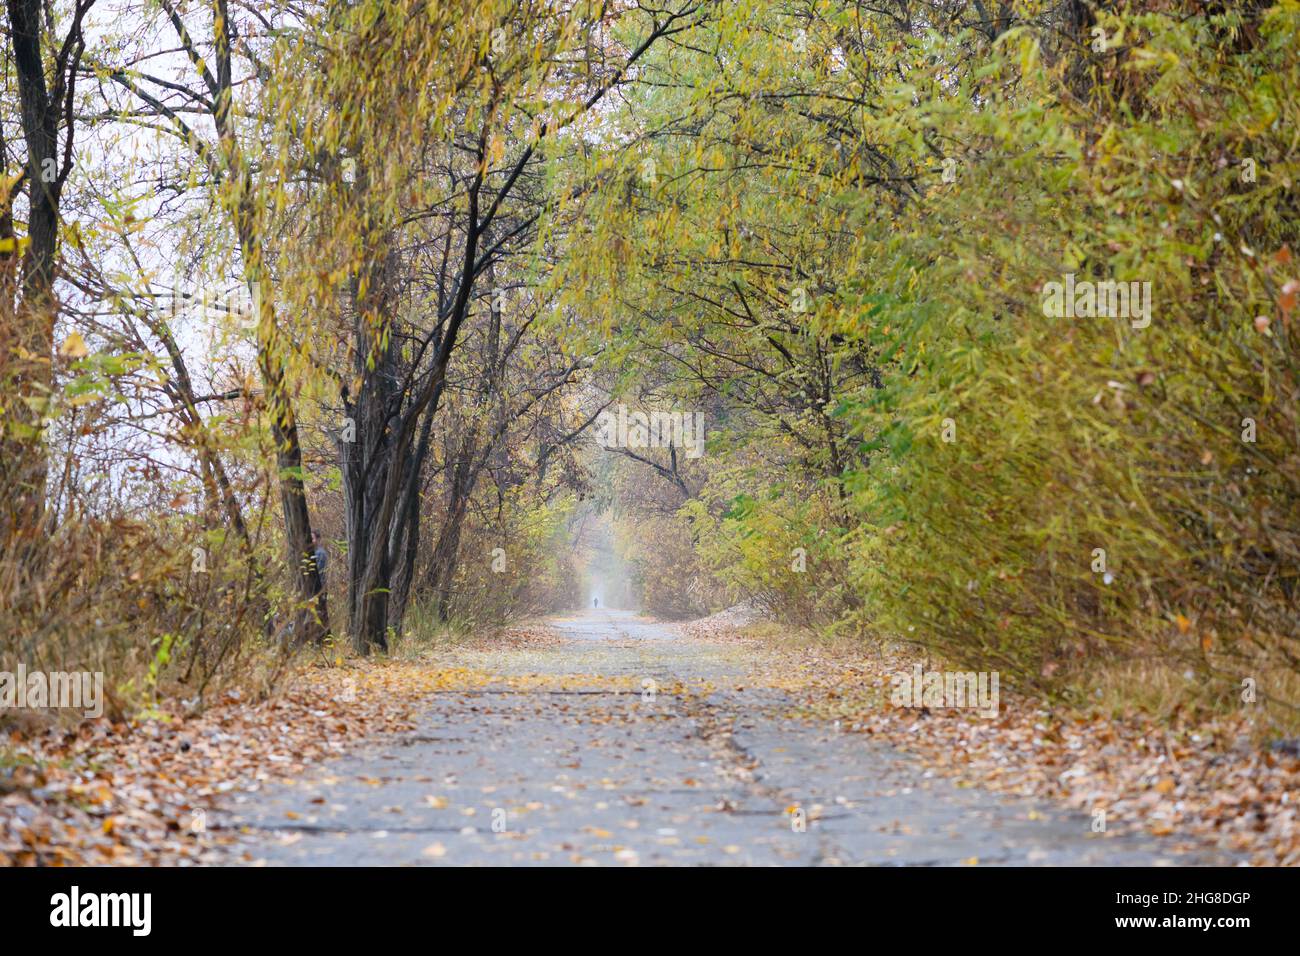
<box><xmin>593</xmin><ymin>597</ymin><xmax>598</xmax><ymax>608</ymax></box>
<box><xmin>310</xmin><ymin>531</ymin><xmax>330</xmax><ymax>641</ymax></box>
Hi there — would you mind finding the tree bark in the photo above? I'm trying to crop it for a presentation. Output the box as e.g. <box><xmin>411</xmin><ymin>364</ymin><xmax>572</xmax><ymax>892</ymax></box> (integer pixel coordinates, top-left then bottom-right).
<box><xmin>1</xmin><ymin>0</ymin><xmax>75</xmax><ymax>564</ymax></box>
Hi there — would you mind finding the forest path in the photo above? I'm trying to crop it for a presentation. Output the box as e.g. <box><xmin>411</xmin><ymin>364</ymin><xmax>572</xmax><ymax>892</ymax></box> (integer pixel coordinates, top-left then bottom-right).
<box><xmin>222</xmin><ymin>609</ymin><xmax>1222</xmax><ymax>866</ymax></box>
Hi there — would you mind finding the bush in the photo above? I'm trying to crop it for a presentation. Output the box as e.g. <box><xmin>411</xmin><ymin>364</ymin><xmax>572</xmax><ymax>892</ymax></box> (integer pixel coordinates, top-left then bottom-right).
<box><xmin>848</xmin><ymin>4</ymin><xmax>1300</xmax><ymax>716</ymax></box>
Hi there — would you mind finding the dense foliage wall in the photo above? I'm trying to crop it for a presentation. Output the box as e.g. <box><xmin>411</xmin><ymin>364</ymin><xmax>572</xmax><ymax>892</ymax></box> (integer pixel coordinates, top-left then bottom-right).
<box><xmin>564</xmin><ymin>1</ymin><xmax>1300</xmax><ymax>719</ymax></box>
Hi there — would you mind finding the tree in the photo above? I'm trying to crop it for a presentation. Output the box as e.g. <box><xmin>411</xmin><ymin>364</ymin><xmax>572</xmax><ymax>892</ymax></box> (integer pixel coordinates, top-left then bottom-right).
<box><xmin>278</xmin><ymin>0</ymin><xmax>711</xmax><ymax>651</ymax></box>
<box><xmin>1</xmin><ymin>0</ymin><xmax>94</xmax><ymax>569</ymax></box>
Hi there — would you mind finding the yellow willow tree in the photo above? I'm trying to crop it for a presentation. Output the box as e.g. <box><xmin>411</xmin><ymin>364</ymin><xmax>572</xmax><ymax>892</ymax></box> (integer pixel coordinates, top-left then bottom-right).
<box><xmin>91</xmin><ymin>0</ymin><xmax>330</xmax><ymax>638</ymax></box>
<box><xmin>270</xmin><ymin>0</ymin><xmax>712</xmax><ymax>652</ymax></box>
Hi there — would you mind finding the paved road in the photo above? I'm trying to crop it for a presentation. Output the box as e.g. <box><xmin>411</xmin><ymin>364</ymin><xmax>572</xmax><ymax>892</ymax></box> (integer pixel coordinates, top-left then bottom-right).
<box><xmin>222</xmin><ymin>610</ymin><xmax>1220</xmax><ymax>865</ymax></box>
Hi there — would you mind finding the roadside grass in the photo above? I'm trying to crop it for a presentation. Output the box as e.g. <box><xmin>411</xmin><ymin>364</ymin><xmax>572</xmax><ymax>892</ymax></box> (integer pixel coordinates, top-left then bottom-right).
<box><xmin>1079</xmin><ymin>657</ymin><xmax>1300</xmax><ymax>743</ymax></box>
<box><xmin>701</xmin><ymin>614</ymin><xmax>1300</xmax><ymax>744</ymax></box>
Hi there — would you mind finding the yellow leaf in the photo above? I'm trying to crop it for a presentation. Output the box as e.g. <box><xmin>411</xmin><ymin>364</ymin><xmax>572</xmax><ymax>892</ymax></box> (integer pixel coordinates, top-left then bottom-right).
<box><xmin>59</xmin><ymin>331</ymin><xmax>88</xmax><ymax>359</ymax></box>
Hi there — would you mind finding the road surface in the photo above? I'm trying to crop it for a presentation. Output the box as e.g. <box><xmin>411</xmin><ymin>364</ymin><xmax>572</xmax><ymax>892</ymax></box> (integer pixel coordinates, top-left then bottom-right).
<box><xmin>221</xmin><ymin>609</ymin><xmax>1224</xmax><ymax>865</ymax></box>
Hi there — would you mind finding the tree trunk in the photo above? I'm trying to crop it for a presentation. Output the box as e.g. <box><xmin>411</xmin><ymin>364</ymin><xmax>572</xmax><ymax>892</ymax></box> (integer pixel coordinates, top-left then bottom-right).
<box><xmin>2</xmin><ymin>0</ymin><xmax>63</xmax><ymax>566</ymax></box>
<box><xmin>235</xmin><ymin>219</ymin><xmax>325</xmax><ymax>643</ymax></box>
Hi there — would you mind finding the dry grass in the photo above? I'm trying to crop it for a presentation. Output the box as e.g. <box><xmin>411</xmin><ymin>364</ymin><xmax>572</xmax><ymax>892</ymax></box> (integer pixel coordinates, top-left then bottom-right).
<box><xmin>1079</xmin><ymin>657</ymin><xmax>1300</xmax><ymax>742</ymax></box>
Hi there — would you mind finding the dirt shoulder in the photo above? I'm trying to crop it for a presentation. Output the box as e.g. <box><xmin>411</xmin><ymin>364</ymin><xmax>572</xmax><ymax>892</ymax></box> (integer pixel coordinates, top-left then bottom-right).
<box><xmin>0</xmin><ymin>629</ymin><xmax>554</xmax><ymax>866</ymax></box>
<box><xmin>678</xmin><ymin>616</ymin><xmax>1299</xmax><ymax>866</ymax></box>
